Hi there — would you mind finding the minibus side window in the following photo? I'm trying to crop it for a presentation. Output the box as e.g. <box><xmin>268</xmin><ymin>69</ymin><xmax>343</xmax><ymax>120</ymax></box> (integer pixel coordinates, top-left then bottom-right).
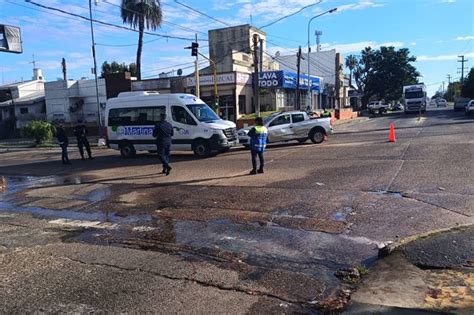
<box><xmin>109</xmin><ymin>106</ymin><xmax>165</xmax><ymax>126</ymax></box>
<box><xmin>171</xmin><ymin>106</ymin><xmax>197</xmax><ymax>125</ymax></box>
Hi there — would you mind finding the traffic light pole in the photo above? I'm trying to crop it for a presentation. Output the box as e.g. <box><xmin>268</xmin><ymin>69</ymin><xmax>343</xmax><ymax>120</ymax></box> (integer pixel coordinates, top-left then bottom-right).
<box><xmin>198</xmin><ymin>53</ymin><xmax>219</xmax><ymax>115</ymax></box>
<box><xmin>195</xmin><ymin>34</ymin><xmax>200</xmax><ymax>97</ymax></box>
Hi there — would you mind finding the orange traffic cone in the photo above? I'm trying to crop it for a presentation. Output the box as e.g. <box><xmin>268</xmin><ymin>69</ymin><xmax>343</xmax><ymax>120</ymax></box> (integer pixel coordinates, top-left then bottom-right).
<box><xmin>388</xmin><ymin>123</ymin><xmax>396</xmax><ymax>142</ymax></box>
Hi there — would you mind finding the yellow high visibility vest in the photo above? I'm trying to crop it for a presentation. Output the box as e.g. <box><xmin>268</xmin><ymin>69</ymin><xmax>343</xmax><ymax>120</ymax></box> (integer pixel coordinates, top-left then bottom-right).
<box><xmin>254</xmin><ymin>125</ymin><xmax>268</xmax><ymax>134</ymax></box>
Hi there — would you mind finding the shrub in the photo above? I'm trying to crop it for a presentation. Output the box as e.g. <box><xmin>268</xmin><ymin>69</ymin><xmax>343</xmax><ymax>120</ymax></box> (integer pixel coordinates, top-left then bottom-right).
<box><xmin>23</xmin><ymin>120</ymin><xmax>55</xmax><ymax>145</ymax></box>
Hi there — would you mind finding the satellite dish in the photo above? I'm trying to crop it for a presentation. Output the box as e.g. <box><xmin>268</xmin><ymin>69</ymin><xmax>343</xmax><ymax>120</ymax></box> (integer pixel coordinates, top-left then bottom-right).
<box><xmin>177</xmin><ymin>69</ymin><xmax>183</xmax><ymax>76</ymax></box>
<box><xmin>275</xmin><ymin>51</ymin><xmax>280</xmax><ymax>57</ymax></box>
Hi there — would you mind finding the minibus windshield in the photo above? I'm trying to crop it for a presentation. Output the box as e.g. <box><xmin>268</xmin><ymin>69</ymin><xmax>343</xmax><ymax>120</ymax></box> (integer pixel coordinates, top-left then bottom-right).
<box><xmin>186</xmin><ymin>104</ymin><xmax>220</xmax><ymax>122</ymax></box>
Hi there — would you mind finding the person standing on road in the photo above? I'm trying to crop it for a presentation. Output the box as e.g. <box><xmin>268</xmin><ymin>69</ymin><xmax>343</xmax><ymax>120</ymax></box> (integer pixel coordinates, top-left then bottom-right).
<box><xmin>153</xmin><ymin>113</ymin><xmax>174</xmax><ymax>175</ymax></box>
<box><xmin>248</xmin><ymin>117</ymin><xmax>268</xmax><ymax>175</ymax></box>
<box><xmin>74</xmin><ymin>120</ymin><xmax>94</xmax><ymax>160</ymax></box>
<box><xmin>56</xmin><ymin>124</ymin><xmax>71</xmax><ymax>165</ymax></box>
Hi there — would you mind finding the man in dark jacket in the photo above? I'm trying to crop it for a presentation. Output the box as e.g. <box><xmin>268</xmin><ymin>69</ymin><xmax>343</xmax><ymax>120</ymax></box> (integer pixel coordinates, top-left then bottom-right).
<box><xmin>56</xmin><ymin>124</ymin><xmax>71</xmax><ymax>165</ymax></box>
<box><xmin>153</xmin><ymin>113</ymin><xmax>174</xmax><ymax>175</ymax></box>
<box><xmin>74</xmin><ymin>120</ymin><xmax>93</xmax><ymax>160</ymax></box>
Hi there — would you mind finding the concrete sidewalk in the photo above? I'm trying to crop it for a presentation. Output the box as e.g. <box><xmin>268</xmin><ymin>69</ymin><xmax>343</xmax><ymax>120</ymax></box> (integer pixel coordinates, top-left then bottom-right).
<box><xmin>345</xmin><ymin>226</ymin><xmax>474</xmax><ymax>314</ymax></box>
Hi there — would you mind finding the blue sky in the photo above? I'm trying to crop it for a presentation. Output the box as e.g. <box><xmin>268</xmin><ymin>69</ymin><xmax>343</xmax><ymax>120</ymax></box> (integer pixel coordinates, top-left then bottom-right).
<box><xmin>1</xmin><ymin>0</ymin><xmax>473</xmax><ymax>96</ymax></box>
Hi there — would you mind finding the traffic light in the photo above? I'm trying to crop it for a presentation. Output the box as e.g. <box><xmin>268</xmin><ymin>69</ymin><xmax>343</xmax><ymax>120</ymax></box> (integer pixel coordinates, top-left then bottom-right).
<box><xmin>191</xmin><ymin>42</ymin><xmax>198</xmax><ymax>56</ymax></box>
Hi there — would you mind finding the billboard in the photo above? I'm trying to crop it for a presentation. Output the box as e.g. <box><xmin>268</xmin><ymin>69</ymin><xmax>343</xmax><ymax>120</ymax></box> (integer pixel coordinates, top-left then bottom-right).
<box><xmin>0</xmin><ymin>24</ymin><xmax>22</xmax><ymax>54</ymax></box>
<box><xmin>258</xmin><ymin>70</ymin><xmax>320</xmax><ymax>92</ymax></box>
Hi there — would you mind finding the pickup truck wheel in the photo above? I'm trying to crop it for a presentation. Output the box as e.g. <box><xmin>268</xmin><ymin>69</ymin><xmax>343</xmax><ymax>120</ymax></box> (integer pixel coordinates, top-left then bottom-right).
<box><xmin>297</xmin><ymin>138</ymin><xmax>307</xmax><ymax>144</ymax></box>
<box><xmin>120</xmin><ymin>141</ymin><xmax>136</xmax><ymax>158</ymax></box>
<box><xmin>193</xmin><ymin>140</ymin><xmax>211</xmax><ymax>157</ymax></box>
<box><xmin>309</xmin><ymin>128</ymin><xmax>325</xmax><ymax>144</ymax></box>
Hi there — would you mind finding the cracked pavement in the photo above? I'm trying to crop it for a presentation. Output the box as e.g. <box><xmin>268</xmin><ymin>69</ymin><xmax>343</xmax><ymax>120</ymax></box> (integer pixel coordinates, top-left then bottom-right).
<box><xmin>0</xmin><ymin>108</ymin><xmax>473</xmax><ymax>313</ymax></box>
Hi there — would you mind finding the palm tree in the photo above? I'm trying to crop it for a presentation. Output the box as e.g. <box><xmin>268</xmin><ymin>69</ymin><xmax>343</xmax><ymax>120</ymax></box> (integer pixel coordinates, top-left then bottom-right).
<box><xmin>121</xmin><ymin>0</ymin><xmax>162</xmax><ymax>80</ymax></box>
<box><xmin>345</xmin><ymin>55</ymin><xmax>358</xmax><ymax>87</ymax></box>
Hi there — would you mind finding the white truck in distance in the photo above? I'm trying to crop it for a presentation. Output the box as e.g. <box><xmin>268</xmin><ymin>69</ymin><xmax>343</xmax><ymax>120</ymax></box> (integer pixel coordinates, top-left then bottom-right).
<box><xmin>403</xmin><ymin>84</ymin><xmax>427</xmax><ymax>113</ymax></box>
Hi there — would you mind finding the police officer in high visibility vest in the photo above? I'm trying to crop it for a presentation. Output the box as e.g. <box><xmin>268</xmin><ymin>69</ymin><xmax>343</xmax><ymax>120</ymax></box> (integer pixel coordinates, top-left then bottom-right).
<box><xmin>248</xmin><ymin>117</ymin><xmax>268</xmax><ymax>175</ymax></box>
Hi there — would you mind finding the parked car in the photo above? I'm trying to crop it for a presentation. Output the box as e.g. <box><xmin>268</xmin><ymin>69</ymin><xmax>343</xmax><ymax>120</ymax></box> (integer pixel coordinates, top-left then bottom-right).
<box><xmin>429</xmin><ymin>99</ymin><xmax>437</xmax><ymax>107</ymax></box>
<box><xmin>367</xmin><ymin>101</ymin><xmax>389</xmax><ymax>114</ymax></box>
<box><xmin>237</xmin><ymin>111</ymin><xmax>333</xmax><ymax>147</ymax></box>
<box><xmin>465</xmin><ymin>100</ymin><xmax>474</xmax><ymax>116</ymax></box>
<box><xmin>436</xmin><ymin>99</ymin><xmax>447</xmax><ymax>107</ymax></box>
<box><xmin>454</xmin><ymin>97</ymin><xmax>470</xmax><ymax>111</ymax></box>
<box><xmin>389</xmin><ymin>102</ymin><xmax>404</xmax><ymax>111</ymax></box>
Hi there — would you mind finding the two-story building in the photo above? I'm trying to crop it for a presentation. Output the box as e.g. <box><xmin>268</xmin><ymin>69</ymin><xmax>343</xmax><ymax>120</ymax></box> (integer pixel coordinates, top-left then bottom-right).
<box><xmin>44</xmin><ymin>78</ymin><xmax>106</xmax><ymax>125</ymax></box>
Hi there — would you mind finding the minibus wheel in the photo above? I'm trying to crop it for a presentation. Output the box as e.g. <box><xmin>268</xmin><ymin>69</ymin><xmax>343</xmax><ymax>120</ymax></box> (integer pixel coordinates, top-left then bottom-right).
<box><xmin>193</xmin><ymin>140</ymin><xmax>210</xmax><ymax>157</ymax></box>
<box><xmin>120</xmin><ymin>141</ymin><xmax>136</xmax><ymax>158</ymax></box>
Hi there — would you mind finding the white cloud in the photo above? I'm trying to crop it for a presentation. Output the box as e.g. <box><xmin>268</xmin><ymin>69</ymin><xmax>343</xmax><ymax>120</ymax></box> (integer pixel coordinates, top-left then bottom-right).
<box><xmin>336</xmin><ymin>1</ymin><xmax>385</xmax><ymax>13</ymax></box>
<box><xmin>410</xmin><ymin>42</ymin><xmax>417</xmax><ymax>46</ymax></box>
<box><xmin>322</xmin><ymin>41</ymin><xmax>403</xmax><ymax>53</ymax></box>
<box><xmin>440</xmin><ymin>0</ymin><xmax>456</xmax><ymax>3</ymax></box>
<box><xmin>417</xmin><ymin>52</ymin><xmax>474</xmax><ymax>61</ymax></box>
<box><xmin>267</xmin><ymin>40</ymin><xmax>404</xmax><ymax>56</ymax></box>
<box><xmin>237</xmin><ymin>0</ymin><xmax>322</xmax><ymax>22</ymax></box>
<box><xmin>456</xmin><ymin>35</ymin><xmax>474</xmax><ymax>41</ymax></box>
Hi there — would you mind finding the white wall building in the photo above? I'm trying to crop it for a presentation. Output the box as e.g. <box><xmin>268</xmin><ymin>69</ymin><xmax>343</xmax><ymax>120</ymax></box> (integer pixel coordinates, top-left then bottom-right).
<box><xmin>0</xmin><ymin>68</ymin><xmax>46</xmax><ymax>130</ymax></box>
<box><xmin>45</xmin><ymin>78</ymin><xmax>106</xmax><ymax>125</ymax></box>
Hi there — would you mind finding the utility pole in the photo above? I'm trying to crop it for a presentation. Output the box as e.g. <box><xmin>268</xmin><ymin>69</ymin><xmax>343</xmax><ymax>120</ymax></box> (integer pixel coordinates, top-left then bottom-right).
<box><xmin>61</xmin><ymin>58</ymin><xmax>67</xmax><ymax>81</ymax></box>
<box><xmin>253</xmin><ymin>34</ymin><xmax>260</xmax><ymax>117</ymax></box>
<box><xmin>447</xmin><ymin>74</ymin><xmax>451</xmax><ymax>85</ymax></box>
<box><xmin>458</xmin><ymin>55</ymin><xmax>468</xmax><ymax>84</ymax></box>
<box><xmin>296</xmin><ymin>46</ymin><xmax>302</xmax><ymax>110</ymax></box>
<box><xmin>195</xmin><ymin>33</ymin><xmax>200</xmax><ymax>97</ymax></box>
<box><xmin>442</xmin><ymin>81</ymin><xmax>445</xmax><ymax>94</ymax></box>
<box><xmin>89</xmin><ymin>0</ymin><xmax>102</xmax><ymax>137</ymax></box>
<box><xmin>259</xmin><ymin>38</ymin><xmax>264</xmax><ymax>72</ymax></box>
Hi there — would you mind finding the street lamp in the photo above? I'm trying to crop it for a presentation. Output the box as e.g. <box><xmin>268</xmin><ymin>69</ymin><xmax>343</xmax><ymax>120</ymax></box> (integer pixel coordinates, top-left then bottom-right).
<box><xmin>307</xmin><ymin>7</ymin><xmax>337</xmax><ymax>110</ymax></box>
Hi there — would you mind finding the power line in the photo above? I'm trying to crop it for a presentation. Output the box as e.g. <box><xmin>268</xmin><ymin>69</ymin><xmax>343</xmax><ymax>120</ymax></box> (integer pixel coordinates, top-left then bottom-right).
<box><xmin>24</xmin><ymin>0</ymin><xmax>208</xmax><ymax>42</ymax></box>
<box><xmin>5</xmin><ymin>0</ymin><xmax>88</xmax><ymax>23</ymax></box>
<box><xmin>173</xmin><ymin>0</ymin><xmax>231</xmax><ymax>27</ymax></box>
<box><xmin>260</xmin><ymin>0</ymin><xmax>322</xmax><ymax>29</ymax></box>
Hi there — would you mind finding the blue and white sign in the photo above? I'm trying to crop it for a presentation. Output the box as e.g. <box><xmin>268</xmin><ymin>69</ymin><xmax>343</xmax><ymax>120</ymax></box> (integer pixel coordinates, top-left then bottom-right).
<box><xmin>116</xmin><ymin>126</ymin><xmax>154</xmax><ymax>136</ymax></box>
<box><xmin>258</xmin><ymin>70</ymin><xmax>320</xmax><ymax>91</ymax></box>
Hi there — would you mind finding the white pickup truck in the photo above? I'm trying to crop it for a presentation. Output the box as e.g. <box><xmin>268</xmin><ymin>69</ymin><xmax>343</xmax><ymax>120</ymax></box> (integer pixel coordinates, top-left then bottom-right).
<box><xmin>237</xmin><ymin>111</ymin><xmax>333</xmax><ymax>147</ymax></box>
<box><xmin>368</xmin><ymin>101</ymin><xmax>390</xmax><ymax>114</ymax></box>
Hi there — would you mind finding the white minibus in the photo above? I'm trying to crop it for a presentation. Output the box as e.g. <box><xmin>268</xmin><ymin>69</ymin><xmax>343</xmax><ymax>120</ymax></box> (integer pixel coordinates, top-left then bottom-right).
<box><xmin>105</xmin><ymin>92</ymin><xmax>237</xmax><ymax>157</ymax></box>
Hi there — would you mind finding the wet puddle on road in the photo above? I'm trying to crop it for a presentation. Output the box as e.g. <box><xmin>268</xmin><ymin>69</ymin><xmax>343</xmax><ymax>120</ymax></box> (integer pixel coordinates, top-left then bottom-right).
<box><xmin>0</xmin><ymin>175</ymin><xmax>379</xmax><ymax>276</ymax></box>
<box><xmin>330</xmin><ymin>207</ymin><xmax>354</xmax><ymax>222</ymax></box>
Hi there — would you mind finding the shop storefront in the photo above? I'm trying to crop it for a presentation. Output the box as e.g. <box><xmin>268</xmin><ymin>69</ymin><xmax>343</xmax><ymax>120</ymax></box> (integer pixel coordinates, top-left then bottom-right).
<box><xmin>258</xmin><ymin>70</ymin><xmax>321</xmax><ymax>110</ymax></box>
<box><xmin>185</xmin><ymin>72</ymin><xmax>252</xmax><ymax>122</ymax></box>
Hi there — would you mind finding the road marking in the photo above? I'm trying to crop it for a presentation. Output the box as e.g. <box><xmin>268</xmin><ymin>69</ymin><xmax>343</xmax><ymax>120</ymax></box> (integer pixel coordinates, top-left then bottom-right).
<box><xmin>48</xmin><ymin>218</ymin><xmax>117</xmax><ymax>229</ymax></box>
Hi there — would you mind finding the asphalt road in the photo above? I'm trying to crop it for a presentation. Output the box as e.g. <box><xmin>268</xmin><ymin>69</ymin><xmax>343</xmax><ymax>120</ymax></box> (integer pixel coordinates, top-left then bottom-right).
<box><xmin>0</xmin><ymin>107</ymin><xmax>473</xmax><ymax>313</ymax></box>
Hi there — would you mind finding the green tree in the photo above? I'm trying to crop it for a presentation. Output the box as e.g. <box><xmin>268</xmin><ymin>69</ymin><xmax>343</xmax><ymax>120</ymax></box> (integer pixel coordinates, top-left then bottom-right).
<box><xmin>101</xmin><ymin>61</ymin><xmax>137</xmax><ymax>77</ymax></box>
<box><xmin>345</xmin><ymin>54</ymin><xmax>358</xmax><ymax>87</ymax></box>
<box><xmin>461</xmin><ymin>68</ymin><xmax>474</xmax><ymax>99</ymax></box>
<box><xmin>121</xmin><ymin>0</ymin><xmax>162</xmax><ymax>80</ymax></box>
<box><xmin>23</xmin><ymin>120</ymin><xmax>54</xmax><ymax>145</ymax></box>
<box><xmin>351</xmin><ymin>46</ymin><xmax>419</xmax><ymax>106</ymax></box>
<box><xmin>443</xmin><ymin>81</ymin><xmax>461</xmax><ymax>102</ymax></box>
